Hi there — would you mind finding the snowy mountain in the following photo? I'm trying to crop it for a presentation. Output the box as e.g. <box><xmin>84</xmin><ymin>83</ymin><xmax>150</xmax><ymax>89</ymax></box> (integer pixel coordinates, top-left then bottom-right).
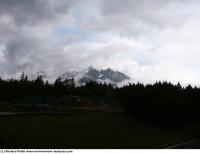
<box><xmin>60</xmin><ymin>67</ymin><xmax>130</xmax><ymax>86</ymax></box>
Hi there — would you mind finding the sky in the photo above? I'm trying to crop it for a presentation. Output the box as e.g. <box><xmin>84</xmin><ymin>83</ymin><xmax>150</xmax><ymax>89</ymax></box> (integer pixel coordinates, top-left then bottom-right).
<box><xmin>1</xmin><ymin>0</ymin><xmax>200</xmax><ymax>85</ymax></box>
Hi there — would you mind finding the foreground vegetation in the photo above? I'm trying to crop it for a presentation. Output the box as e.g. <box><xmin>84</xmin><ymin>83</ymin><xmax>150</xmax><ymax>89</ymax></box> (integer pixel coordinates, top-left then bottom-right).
<box><xmin>0</xmin><ymin>112</ymin><xmax>192</xmax><ymax>149</ymax></box>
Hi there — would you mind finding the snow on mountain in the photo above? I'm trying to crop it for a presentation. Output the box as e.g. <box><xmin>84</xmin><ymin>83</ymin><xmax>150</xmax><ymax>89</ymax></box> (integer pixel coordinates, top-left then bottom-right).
<box><xmin>60</xmin><ymin>67</ymin><xmax>131</xmax><ymax>86</ymax></box>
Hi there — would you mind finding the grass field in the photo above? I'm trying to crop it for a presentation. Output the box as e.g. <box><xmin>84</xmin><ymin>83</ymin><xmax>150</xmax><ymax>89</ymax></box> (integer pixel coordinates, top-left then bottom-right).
<box><xmin>0</xmin><ymin>112</ymin><xmax>192</xmax><ymax>149</ymax></box>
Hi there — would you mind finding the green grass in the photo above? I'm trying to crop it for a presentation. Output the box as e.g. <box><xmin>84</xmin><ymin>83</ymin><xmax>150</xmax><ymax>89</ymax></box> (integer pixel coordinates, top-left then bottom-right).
<box><xmin>0</xmin><ymin>112</ymin><xmax>192</xmax><ymax>149</ymax></box>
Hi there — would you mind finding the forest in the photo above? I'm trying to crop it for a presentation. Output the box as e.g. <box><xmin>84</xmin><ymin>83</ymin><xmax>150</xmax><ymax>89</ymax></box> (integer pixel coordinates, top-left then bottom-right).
<box><xmin>1</xmin><ymin>73</ymin><xmax>200</xmax><ymax>126</ymax></box>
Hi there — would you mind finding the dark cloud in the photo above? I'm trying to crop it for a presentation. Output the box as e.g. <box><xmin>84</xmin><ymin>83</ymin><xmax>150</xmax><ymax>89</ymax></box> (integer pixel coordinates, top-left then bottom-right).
<box><xmin>0</xmin><ymin>0</ymin><xmax>77</xmax><ymax>25</ymax></box>
<box><xmin>0</xmin><ymin>0</ymin><xmax>81</xmax><ymax>78</ymax></box>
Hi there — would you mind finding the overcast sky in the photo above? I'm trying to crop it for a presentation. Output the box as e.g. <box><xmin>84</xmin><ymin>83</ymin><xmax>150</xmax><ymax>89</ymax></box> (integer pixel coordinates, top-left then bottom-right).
<box><xmin>1</xmin><ymin>0</ymin><xmax>200</xmax><ymax>85</ymax></box>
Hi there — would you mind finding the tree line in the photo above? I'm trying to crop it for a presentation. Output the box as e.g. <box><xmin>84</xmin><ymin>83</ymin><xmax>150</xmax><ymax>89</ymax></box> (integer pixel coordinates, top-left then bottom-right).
<box><xmin>0</xmin><ymin>73</ymin><xmax>114</xmax><ymax>101</ymax></box>
<box><xmin>1</xmin><ymin>73</ymin><xmax>200</xmax><ymax>125</ymax></box>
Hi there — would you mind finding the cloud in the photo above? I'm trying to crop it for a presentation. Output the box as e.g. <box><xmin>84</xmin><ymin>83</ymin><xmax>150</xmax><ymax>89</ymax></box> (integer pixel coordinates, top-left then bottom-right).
<box><xmin>0</xmin><ymin>0</ymin><xmax>78</xmax><ymax>26</ymax></box>
<box><xmin>0</xmin><ymin>0</ymin><xmax>200</xmax><ymax>85</ymax></box>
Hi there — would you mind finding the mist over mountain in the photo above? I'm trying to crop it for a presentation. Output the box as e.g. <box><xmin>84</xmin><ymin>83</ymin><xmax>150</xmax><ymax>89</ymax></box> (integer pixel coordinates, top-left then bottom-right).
<box><xmin>28</xmin><ymin>71</ymin><xmax>48</xmax><ymax>80</ymax></box>
<box><xmin>60</xmin><ymin>67</ymin><xmax>130</xmax><ymax>86</ymax></box>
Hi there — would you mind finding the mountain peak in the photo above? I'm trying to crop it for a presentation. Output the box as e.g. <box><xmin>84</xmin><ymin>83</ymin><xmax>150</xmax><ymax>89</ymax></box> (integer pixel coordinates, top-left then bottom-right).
<box><xmin>60</xmin><ymin>67</ymin><xmax>130</xmax><ymax>86</ymax></box>
<box><xmin>87</xmin><ymin>66</ymin><xmax>96</xmax><ymax>70</ymax></box>
<box><xmin>106</xmin><ymin>68</ymin><xmax>112</xmax><ymax>72</ymax></box>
